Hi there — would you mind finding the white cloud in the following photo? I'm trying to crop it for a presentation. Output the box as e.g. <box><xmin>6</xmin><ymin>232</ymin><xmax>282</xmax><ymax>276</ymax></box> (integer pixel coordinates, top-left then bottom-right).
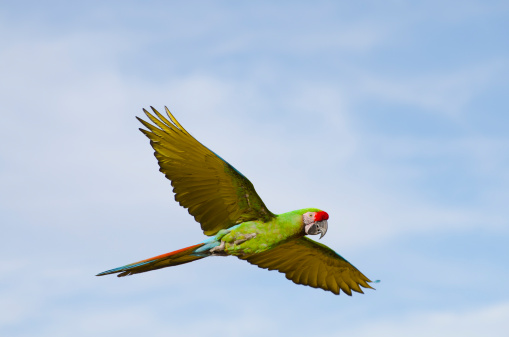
<box><xmin>338</xmin><ymin>302</ymin><xmax>509</xmax><ymax>337</ymax></box>
<box><xmin>43</xmin><ymin>304</ymin><xmax>277</xmax><ymax>337</ymax></box>
<box><xmin>352</xmin><ymin>61</ymin><xmax>505</xmax><ymax>118</ymax></box>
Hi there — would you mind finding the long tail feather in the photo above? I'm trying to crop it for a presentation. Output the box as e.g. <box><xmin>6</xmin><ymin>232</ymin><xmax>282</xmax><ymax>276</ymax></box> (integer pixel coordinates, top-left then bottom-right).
<box><xmin>96</xmin><ymin>243</ymin><xmax>206</xmax><ymax>277</ymax></box>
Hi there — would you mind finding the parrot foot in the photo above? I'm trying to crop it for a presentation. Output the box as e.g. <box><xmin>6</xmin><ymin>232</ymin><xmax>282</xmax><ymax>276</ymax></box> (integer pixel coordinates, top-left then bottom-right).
<box><xmin>210</xmin><ymin>241</ymin><xmax>227</xmax><ymax>256</ymax></box>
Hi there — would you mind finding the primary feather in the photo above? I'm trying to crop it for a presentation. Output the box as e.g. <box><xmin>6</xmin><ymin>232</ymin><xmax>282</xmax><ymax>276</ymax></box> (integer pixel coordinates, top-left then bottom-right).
<box><xmin>137</xmin><ymin>107</ymin><xmax>274</xmax><ymax>236</ymax></box>
<box><xmin>244</xmin><ymin>237</ymin><xmax>373</xmax><ymax>295</ymax></box>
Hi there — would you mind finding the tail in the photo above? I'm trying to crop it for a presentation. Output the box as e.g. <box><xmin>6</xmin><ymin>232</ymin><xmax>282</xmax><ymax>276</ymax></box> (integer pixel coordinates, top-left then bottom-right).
<box><xmin>96</xmin><ymin>242</ymin><xmax>212</xmax><ymax>277</ymax></box>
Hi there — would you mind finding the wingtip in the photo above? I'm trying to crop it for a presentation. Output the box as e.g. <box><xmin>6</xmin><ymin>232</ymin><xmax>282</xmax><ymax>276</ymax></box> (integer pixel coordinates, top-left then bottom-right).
<box><xmin>364</xmin><ymin>279</ymin><xmax>379</xmax><ymax>290</ymax></box>
<box><xmin>164</xmin><ymin>106</ymin><xmax>188</xmax><ymax>133</ymax></box>
<box><xmin>135</xmin><ymin>116</ymin><xmax>147</xmax><ymax>131</ymax></box>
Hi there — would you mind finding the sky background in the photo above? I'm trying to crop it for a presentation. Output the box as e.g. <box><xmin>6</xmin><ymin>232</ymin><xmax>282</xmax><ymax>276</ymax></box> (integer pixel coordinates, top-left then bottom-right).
<box><xmin>1</xmin><ymin>1</ymin><xmax>508</xmax><ymax>336</ymax></box>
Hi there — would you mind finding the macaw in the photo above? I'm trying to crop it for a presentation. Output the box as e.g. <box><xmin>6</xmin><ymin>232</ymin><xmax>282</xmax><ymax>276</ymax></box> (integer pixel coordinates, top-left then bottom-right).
<box><xmin>97</xmin><ymin>106</ymin><xmax>375</xmax><ymax>296</ymax></box>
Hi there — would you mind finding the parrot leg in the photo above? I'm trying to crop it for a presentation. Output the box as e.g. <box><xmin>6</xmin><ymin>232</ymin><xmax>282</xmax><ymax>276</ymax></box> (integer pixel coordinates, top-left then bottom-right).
<box><xmin>210</xmin><ymin>241</ymin><xmax>227</xmax><ymax>255</ymax></box>
<box><xmin>209</xmin><ymin>229</ymin><xmax>232</xmax><ymax>256</ymax></box>
<box><xmin>209</xmin><ymin>233</ymin><xmax>257</xmax><ymax>255</ymax></box>
<box><xmin>207</xmin><ymin>229</ymin><xmax>231</xmax><ymax>256</ymax></box>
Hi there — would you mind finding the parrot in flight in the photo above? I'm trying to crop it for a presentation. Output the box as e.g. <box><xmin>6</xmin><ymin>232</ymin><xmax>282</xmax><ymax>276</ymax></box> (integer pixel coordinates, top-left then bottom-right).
<box><xmin>97</xmin><ymin>106</ymin><xmax>375</xmax><ymax>296</ymax></box>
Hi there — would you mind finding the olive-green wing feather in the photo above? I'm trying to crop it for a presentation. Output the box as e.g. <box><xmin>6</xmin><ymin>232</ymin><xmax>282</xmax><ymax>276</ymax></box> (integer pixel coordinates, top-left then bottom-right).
<box><xmin>137</xmin><ymin>107</ymin><xmax>274</xmax><ymax>236</ymax></box>
<box><xmin>244</xmin><ymin>237</ymin><xmax>373</xmax><ymax>295</ymax></box>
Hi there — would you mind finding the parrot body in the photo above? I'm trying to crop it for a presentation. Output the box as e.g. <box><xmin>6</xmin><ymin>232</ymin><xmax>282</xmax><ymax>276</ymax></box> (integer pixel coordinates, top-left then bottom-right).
<box><xmin>210</xmin><ymin>208</ymin><xmax>318</xmax><ymax>256</ymax></box>
<box><xmin>97</xmin><ymin>107</ymin><xmax>374</xmax><ymax>296</ymax></box>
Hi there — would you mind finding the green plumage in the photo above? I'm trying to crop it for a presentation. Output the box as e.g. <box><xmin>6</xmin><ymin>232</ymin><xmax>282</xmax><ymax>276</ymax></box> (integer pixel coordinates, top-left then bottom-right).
<box><xmin>97</xmin><ymin>107</ymin><xmax>374</xmax><ymax>296</ymax></box>
<box><xmin>222</xmin><ymin>208</ymin><xmax>320</xmax><ymax>255</ymax></box>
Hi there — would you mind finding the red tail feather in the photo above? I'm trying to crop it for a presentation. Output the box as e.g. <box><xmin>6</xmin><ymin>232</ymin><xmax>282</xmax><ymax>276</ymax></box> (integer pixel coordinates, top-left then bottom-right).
<box><xmin>130</xmin><ymin>243</ymin><xmax>205</xmax><ymax>265</ymax></box>
<box><xmin>97</xmin><ymin>242</ymin><xmax>206</xmax><ymax>277</ymax></box>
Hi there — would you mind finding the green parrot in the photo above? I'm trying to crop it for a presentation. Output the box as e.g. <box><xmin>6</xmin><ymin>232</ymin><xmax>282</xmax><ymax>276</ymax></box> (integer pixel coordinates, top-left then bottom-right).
<box><xmin>97</xmin><ymin>107</ymin><xmax>374</xmax><ymax>296</ymax></box>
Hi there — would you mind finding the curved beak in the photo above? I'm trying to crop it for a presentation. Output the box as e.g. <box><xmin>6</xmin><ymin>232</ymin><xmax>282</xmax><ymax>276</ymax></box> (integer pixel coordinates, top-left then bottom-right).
<box><xmin>316</xmin><ymin>220</ymin><xmax>328</xmax><ymax>239</ymax></box>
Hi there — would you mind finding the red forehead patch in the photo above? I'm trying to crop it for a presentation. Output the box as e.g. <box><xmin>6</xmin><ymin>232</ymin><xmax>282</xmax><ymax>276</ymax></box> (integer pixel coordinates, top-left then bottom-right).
<box><xmin>314</xmin><ymin>211</ymin><xmax>329</xmax><ymax>222</ymax></box>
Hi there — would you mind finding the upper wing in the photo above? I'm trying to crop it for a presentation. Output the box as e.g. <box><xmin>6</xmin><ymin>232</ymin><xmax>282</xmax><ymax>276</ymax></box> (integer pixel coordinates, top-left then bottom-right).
<box><xmin>137</xmin><ymin>107</ymin><xmax>274</xmax><ymax>236</ymax></box>
<box><xmin>244</xmin><ymin>237</ymin><xmax>373</xmax><ymax>295</ymax></box>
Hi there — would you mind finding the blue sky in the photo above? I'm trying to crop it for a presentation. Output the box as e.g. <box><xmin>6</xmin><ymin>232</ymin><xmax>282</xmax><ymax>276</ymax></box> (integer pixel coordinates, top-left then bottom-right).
<box><xmin>1</xmin><ymin>1</ymin><xmax>508</xmax><ymax>336</ymax></box>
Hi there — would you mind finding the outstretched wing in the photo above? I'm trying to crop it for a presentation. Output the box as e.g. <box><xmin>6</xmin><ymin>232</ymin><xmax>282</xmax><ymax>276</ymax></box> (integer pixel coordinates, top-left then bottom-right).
<box><xmin>137</xmin><ymin>107</ymin><xmax>274</xmax><ymax>236</ymax></box>
<box><xmin>244</xmin><ymin>237</ymin><xmax>373</xmax><ymax>295</ymax></box>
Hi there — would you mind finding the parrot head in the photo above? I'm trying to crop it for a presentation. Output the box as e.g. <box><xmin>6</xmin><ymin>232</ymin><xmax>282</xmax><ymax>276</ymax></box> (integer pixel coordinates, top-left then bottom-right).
<box><xmin>303</xmin><ymin>211</ymin><xmax>329</xmax><ymax>239</ymax></box>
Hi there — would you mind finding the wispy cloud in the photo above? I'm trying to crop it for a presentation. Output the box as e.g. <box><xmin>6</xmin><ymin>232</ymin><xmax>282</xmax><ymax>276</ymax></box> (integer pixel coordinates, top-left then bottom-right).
<box><xmin>340</xmin><ymin>302</ymin><xmax>509</xmax><ymax>337</ymax></box>
<box><xmin>1</xmin><ymin>1</ymin><xmax>508</xmax><ymax>336</ymax></box>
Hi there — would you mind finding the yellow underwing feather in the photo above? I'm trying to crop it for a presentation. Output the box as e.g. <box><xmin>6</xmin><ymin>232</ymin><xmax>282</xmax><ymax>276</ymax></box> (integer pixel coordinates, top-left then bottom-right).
<box><xmin>137</xmin><ymin>107</ymin><xmax>275</xmax><ymax>236</ymax></box>
<box><xmin>244</xmin><ymin>237</ymin><xmax>374</xmax><ymax>296</ymax></box>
